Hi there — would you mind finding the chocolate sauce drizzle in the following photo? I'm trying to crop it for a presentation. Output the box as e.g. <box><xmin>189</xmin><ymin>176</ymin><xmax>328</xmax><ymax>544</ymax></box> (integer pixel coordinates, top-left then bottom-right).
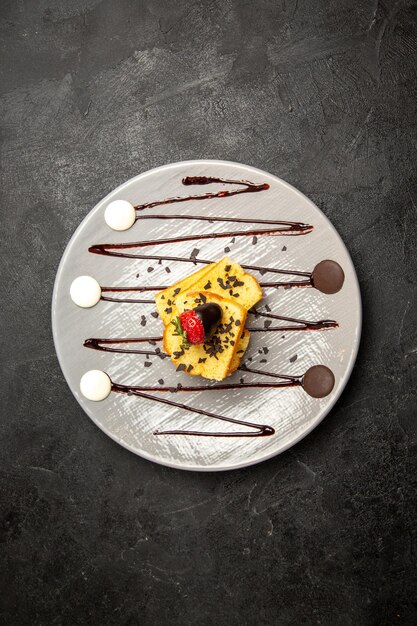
<box><xmin>91</xmin><ymin>175</ymin><xmax>312</xmax><ymax>259</ymax></box>
<box><xmin>134</xmin><ymin>176</ymin><xmax>269</xmax><ymax>213</ymax></box>
<box><xmin>112</xmin><ymin>379</ymin><xmax>301</xmax><ymax>394</ymax></box>
<box><xmin>247</xmin><ymin>310</ymin><xmax>338</xmax><ymax>332</ymax></box>
<box><xmin>90</xmin><ymin>222</ymin><xmax>312</xmax><ymax>256</ymax></box>
<box><xmin>84</xmin><ymin>337</ymin><xmax>310</xmax><ymax>381</ymax></box>
<box><xmin>98</xmin><ymin>280</ymin><xmax>315</xmax><ymax>303</ymax></box>
<box><xmin>83</xmin><ymin>175</ymin><xmax>339</xmax><ymax>437</ymax></box>
<box><xmin>100</xmin><ymin>285</ymin><xmax>158</xmax><ymax>304</ymax></box>
<box><xmin>84</xmin><ymin>337</ymin><xmax>165</xmax><ymax>355</ymax></box>
<box><xmin>91</xmin><ymin>250</ymin><xmax>314</xmax><ymax>282</ymax></box>
<box><xmin>112</xmin><ymin>383</ymin><xmax>276</xmax><ymax>437</ymax></box>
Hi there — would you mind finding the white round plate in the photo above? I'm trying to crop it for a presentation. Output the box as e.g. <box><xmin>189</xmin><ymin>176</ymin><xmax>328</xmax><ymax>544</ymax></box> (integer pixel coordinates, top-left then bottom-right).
<box><xmin>52</xmin><ymin>160</ymin><xmax>361</xmax><ymax>471</ymax></box>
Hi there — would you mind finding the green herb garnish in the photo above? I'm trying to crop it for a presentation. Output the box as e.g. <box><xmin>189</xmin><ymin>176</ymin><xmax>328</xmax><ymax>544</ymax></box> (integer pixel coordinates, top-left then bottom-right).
<box><xmin>171</xmin><ymin>316</ymin><xmax>190</xmax><ymax>348</ymax></box>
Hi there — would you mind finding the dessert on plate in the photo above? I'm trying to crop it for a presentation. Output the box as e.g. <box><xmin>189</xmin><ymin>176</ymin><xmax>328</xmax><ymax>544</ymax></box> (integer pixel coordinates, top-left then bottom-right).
<box><xmin>156</xmin><ymin>257</ymin><xmax>262</xmax><ymax>380</ymax></box>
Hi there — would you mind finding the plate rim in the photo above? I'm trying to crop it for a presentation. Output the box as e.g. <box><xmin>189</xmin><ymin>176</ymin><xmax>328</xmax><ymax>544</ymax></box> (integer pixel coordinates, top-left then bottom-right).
<box><xmin>51</xmin><ymin>159</ymin><xmax>362</xmax><ymax>472</ymax></box>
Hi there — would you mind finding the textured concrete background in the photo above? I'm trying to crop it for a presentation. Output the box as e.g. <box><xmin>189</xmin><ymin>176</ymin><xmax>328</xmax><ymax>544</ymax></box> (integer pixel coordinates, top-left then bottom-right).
<box><xmin>1</xmin><ymin>0</ymin><xmax>416</xmax><ymax>624</ymax></box>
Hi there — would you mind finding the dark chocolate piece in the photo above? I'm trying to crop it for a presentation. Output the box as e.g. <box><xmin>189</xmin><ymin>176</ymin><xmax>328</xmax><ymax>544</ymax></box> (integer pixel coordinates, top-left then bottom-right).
<box><xmin>303</xmin><ymin>365</ymin><xmax>335</xmax><ymax>398</ymax></box>
<box><xmin>312</xmin><ymin>260</ymin><xmax>345</xmax><ymax>294</ymax></box>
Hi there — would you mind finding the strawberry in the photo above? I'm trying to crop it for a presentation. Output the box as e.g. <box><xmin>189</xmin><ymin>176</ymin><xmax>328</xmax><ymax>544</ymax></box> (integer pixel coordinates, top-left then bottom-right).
<box><xmin>172</xmin><ymin>303</ymin><xmax>222</xmax><ymax>346</ymax></box>
<box><xmin>179</xmin><ymin>310</ymin><xmax>205</xmax><ymax>345</ymax></box>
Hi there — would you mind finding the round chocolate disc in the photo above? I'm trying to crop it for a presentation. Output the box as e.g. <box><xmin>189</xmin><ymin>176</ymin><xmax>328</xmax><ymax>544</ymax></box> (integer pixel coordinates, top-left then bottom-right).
<box><xmin>303</xmin><ymin>365</ymin><xmax>335</xmax><ymax>398</ymax></box>
<box><xmin>312</xmin><ymin>260</ymin><xmax>345</xmax><ymax>294</ymax></box>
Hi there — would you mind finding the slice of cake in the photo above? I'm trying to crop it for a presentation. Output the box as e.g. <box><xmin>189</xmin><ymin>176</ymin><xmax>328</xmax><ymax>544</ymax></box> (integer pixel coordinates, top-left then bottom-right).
<box><xmin>156</xmin><ymin>256</ymin><xmax>262</xmax><ymax>325</ymax></box>
<box><xmin>197</xmin><ymin>257</ymin><xmax>263</xmax><ymax>312</ymax></box>
<box><xmin>163</xmin><ymin>291</ymin><xmax>247</xmax><ymax>380</ymax></box>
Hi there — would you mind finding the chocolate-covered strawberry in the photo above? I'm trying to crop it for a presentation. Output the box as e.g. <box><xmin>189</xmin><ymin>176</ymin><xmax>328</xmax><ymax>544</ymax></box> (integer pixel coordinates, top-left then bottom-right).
<box><xmin>173</xmin><ymin>303</ymin><xmax>222</xmax><ymax>345</ymax></box>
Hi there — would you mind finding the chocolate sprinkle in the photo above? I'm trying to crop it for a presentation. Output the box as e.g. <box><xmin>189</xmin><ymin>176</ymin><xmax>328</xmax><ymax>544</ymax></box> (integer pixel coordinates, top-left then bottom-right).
<box><xmin>265</xmin><ymin>304</ymin><xmax>271</xmax><ymax>312</ymax></box>
<box><xmin>176</xmin><ymin>364</ymin><xmax>186</xmax><ymax>372</ymax></box>
<box><xmin>289</xmin><ymin>354</ymin><xmax>298</xmax><ymax>363</ymax></box>
<box><xmin>252</xmin><ymin>236</ymin><xmax>258</xmax><ymax>245</ymax></box>
<box><xmin>144</xmin><ymin>361</ymin><xmax>152</xmax><ymax>367</ymax></box>
<box><xmin>165</xmin><ymin>267</ymin><xmax>171</xmax><ymax>273</ymax></box>
<box><xmin>158</xmin><ymin>379</ymin><xmax>164</xmax><ymax>385</ymax></box>
<box><xmin>147</xmin><ymin>267</ymin><xmax>154</xmax><ymax>273</ymax></box>
<box><xmin>264</xmin><ymin>320</ymin><xmax>272</xmax><ymax>328</ymax></box>
<box><xmin>282</xmin><ymin>245</ymin><xmax>287</xmax><ymax>251</ymax></box>
<box><xmin>141</xmin><ymin>316</ymin><xmax>147</xmax><ymax>327</ymax></box>
<box><xmin>151</xmin><ymin>311</ymin><xmax>159</xmax><ymax>318</ymax></box>
<box><xmin>224</xmin><ymin>247</ymin><xmax>231</xmax><ymax>253</ymax></box>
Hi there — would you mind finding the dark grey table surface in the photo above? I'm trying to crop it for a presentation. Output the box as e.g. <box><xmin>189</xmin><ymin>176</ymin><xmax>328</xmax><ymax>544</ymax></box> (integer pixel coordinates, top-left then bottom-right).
<box><xmin>1</xmin><ymin>1</ymin><xmax>416</xmax><ymax>624</ymax></box>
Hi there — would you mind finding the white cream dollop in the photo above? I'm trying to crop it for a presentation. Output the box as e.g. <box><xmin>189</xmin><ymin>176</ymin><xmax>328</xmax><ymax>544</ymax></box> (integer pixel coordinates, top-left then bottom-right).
<box><xmin>70</xmin><ymin>276</ymin><xmax>101</xmax><ymax>308</ymax></box>
<box><xmin>104</xmin><ymin>199</ymin><xmax>136</xmax><ymax>231</ymax></box>
<box><xmin>80</xmin><ymin>370</ymin><xmax>112</xmax><ymax>401</ymax></box>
